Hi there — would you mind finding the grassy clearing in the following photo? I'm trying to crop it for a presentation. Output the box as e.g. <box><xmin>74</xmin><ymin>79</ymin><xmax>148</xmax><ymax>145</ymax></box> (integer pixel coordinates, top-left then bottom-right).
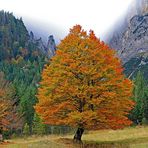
<box><xmin>0</xmin><ymin>135</ymin><xmax>66</xmax><ymax>148</ymax></box>
<box><xmin>83</xmin><ymin>126</ymin><xmax>148</xmax><ymax>143</ymax></box>
<box><xmin>65</xmin><ymin>126</ymin><xmax>148</xmax><ymax>147</ymax></box>
<box><xmin>1</xmin><ymin>126</ymin><xmax>148</xmax><ymax>147</ymax></box>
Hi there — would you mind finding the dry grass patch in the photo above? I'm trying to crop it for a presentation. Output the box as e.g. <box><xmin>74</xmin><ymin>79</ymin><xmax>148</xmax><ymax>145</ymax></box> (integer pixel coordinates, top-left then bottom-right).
<box><xmin>1</xmin><ymin>135</ymin><xmax>66</xmax><ymax>148</ymax></box>
<box><xmin>82</xmin><ymin>126</ymin><xmax>148</xmax><ymax>143</ymax></box>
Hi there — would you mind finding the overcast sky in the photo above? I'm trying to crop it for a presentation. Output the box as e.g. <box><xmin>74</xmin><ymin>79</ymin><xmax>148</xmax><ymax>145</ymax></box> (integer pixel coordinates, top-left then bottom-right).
<box><xmin>0</xmin><ymin>0</ymin><xmax>134</xmax><ymax>41</ymax></box>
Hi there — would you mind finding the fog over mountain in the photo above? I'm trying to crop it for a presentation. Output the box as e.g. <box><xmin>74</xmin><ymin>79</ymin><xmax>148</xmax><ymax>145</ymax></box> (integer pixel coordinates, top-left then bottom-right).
<box><xmin>21</xmin><ymin>17</ymin><xmax>64</xmax><ymax>44</ymax></box>
<box><xmin>0</xmin><ymin>0</ymin><xmax>133</xmax><ymax>44</ymax></box>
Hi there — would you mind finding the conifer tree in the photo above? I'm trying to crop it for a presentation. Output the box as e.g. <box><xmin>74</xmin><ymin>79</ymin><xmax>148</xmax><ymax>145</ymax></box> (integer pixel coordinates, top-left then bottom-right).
<box><xmin>143</xmin><ymin>88</ymin><xmax>148</xmax><ymax>123</ymax></box>
<box><xmin>130</xmin><ymin>71</ymin><xmax>146</xmax><ymax>124</ymax></box>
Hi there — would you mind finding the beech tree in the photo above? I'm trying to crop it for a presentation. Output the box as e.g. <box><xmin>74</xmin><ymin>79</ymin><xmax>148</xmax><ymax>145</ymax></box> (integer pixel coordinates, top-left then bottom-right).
<box><xmin>35</xmin><ymin>25</ymin><xmax>134</xmax><ymax>142</ymax></box>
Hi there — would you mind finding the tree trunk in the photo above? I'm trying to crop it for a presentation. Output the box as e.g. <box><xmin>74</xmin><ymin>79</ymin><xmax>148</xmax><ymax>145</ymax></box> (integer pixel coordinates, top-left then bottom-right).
<box><xmin>0</xmin><ymin>127</ymin><xmax>3</xmax><ymax>142</ymax></box>
<box><xmin>73</xmin><ymin>127</ymin><xmax>84</xmax><ymax>142</ymax></box>
<box><xmin>29</xmin><ymin>124</ymin><xmax>33</xmax><ymax>135</ymax></box>
<box><xmin>0</xmin><ymin>134</ymin><xmax>3</xmax><ymax>142</ymax></box>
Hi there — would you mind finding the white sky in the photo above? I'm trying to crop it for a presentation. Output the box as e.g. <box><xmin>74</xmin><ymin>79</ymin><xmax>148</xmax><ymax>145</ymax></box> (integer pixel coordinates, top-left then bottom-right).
<box><xmin>0</xmin><ymin>0</ymin><xmax>134</xmax><ymax>41</ymax></box>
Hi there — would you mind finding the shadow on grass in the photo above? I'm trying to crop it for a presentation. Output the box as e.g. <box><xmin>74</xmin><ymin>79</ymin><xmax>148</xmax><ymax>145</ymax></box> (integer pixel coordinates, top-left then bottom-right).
<box><xmin>59</xmin><ymin>136</ymin><xmax>148</xmax><ymax>148</ymax></box>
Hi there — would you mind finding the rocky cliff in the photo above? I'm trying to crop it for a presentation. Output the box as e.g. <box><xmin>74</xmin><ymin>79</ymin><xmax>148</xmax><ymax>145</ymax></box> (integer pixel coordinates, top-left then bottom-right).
<box><xmin>107</xmin><ymin>0</ymin><xmax>148</xmax><ymax>82</ymax></box>
<box><xmin>109</xmin><ymin>13</ymin><xmax>148</xmax><ymax>63</ymax></box>
<box><xmin>46</xmin><ymin>35</ymin><xmax>56</xmax><ymax>57</ymax></box>
<box><xmin>29</xmin><ymin>32</ymin><xmax>56</xmax><ymax>58</ymax></box>
<box><xmin>107</xmin><ymin>0</ymin><xmax>148</xmax><ymax>63</ymax></box>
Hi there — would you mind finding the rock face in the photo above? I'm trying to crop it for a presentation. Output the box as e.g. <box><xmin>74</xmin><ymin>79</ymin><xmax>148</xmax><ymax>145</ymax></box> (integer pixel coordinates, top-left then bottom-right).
<box><xmin>36</xmin><ymin>37</ymin><xmax>47</xmax><ymax>54</ymax></box>
<box><xmin>109</xmin><ymin>14</ymin><xmax>148</xmax><ymax>63</ymax></box>
<box><xmin>29</xmin><ymin>32</ymin><xmax>56</xmax><ymax>58</ymax></box>
<box><xmin>107</xmin><ymin>0</ymin><xmax>148</xmax><ymax>64</ymax></box>
<box><xmin>29</xmin><ymin>31</ymin><xmax>34</xmax><ymax>41</ymax></box>
<box><xmin>47</xmin><ymin>35</ymin><xmax>56</xmax><ymax>57</ymax></box>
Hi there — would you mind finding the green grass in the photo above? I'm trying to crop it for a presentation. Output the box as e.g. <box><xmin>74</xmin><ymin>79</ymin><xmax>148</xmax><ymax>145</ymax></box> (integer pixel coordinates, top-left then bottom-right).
<box><xmin>67</xmin><ymin>126</ymin><xmax>148</xmax><ymax>147</ymax></box>
<box><xmin>1</xmin><ymin>126</ymin><xmax>148</xmax><ymax>148</ymax></box>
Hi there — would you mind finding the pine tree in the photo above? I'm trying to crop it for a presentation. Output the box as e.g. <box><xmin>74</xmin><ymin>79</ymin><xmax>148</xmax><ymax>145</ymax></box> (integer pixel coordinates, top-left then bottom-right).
<box><xmin>142</xmin><ymin>87</ymin><xmax>148</xmax><ymax>124</ymax></box>
<box><xmin>130</xmin><ymin>71</ymin><xmax>146</xmax><ymax>124</ymax></box>
<box><xmin>33</xmin><ymin>114</ymin><xmax>46</xmax><ymax>135</ymax></box>
<box><xmin>20</xmin><ymin>85</ymin><xmax>37</xmax><ymax>135</ymax></box>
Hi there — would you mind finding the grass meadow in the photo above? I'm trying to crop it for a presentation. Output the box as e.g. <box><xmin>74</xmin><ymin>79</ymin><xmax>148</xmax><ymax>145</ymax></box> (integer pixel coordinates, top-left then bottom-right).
<box><xmin>1</xmin><ymin>126</ymin><xmax>148</xmax><ymax>148</ymax></box>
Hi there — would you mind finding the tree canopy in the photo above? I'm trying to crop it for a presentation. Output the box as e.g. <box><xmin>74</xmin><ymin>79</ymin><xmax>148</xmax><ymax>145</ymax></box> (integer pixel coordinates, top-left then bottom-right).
<box><xmin>35</xmin><ymin>25</ymin><xmax>134</xmax><ymax>141</ymax></box>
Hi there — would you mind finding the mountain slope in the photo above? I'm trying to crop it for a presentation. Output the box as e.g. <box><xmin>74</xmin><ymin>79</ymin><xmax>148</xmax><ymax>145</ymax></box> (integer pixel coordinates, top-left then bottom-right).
<box><xmin>109</xmin><ymin>13</ymin><xmax>148</xmax><ymax>63</ymax></box>
<box><xmin>107</xmin><ymin>0</ymin><xmax>148</xmax><ymax>62</ymax></box>
<box><xmin>0</xmin><ymin>11</ymin><xmax>29</xmax><ymax>60</ymax></box>
<box><xmin>0</xmin><ymin>11</ymin><xmax>56</xmax><ymax>133</ymax></box>
<box><xmin>107</xmin><ymin>0</ymin><xmax>148</xmax><ymax>83</ymax></box>
<box><xmin>0</xmin><ymin>10</ymin><xmax>56</xmax><ymax>61</ymax></box>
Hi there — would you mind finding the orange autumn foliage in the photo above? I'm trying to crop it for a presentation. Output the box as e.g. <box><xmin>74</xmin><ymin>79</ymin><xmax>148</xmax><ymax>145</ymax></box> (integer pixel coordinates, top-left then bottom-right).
<box><xmin>35</xmin><ymin>25</ymin><xmax>134</xmax><ymax>130</ymax></box>
<box><xmin>0</xmin><ymin>72</ymin><xmax>18</xmax><ymax>131</ymax></box>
